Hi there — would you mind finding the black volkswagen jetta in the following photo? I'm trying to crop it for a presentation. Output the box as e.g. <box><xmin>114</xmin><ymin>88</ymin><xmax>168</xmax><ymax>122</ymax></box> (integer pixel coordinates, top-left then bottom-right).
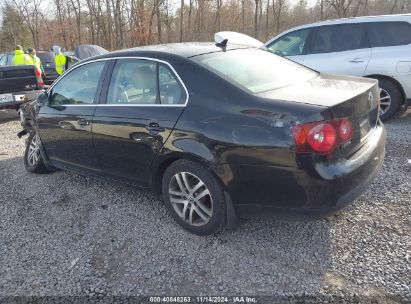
<box><xmin>19</xmin><ymin>42</ymin><xmax>386</xmax><ymax>235</ymax></box>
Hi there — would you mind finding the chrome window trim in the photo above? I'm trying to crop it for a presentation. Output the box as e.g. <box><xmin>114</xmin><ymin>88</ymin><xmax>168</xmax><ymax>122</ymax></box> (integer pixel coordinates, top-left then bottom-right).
<box><xmin>47</xmin><ymin>56</ymin><xmax>189</xmax><ymax>107</ymax></box>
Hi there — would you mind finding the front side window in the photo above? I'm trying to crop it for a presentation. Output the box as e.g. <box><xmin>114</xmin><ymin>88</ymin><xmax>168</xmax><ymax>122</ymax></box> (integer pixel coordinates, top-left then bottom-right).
<box><xmin>192</xmin><ymin>48</ymin><xmax>317</xmax><ymax>94</ymax></box>
<box><xmin>49</xmin><ymin>61</ymin><xmax>105</xmax><ymax>105</ymax></box>
<box><xmin>107</xmin><ymin>59</ymin><xmax>186</xmax><ymax>105</ymax></box>
<box><xmin>267</xmin><ymin>28</ymin><xmax>310</xmax><ymax>56</ymax></box>
<box><xmin>367</xmin><ymin>22</ymin><xmax>411</xmax><ymax>47</ymax></box>
<box><xmin>310</xmin><ymin>24</ymin><xmax>367</xmax><ymax>54</ymax></box>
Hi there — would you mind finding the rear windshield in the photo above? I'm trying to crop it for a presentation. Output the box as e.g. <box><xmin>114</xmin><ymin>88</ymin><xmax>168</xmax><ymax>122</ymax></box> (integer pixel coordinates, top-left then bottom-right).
<box><xmin>37</xmin><ymin>52</ymin><xmax>55</xmax><ymax>63</ymax></box>
<box><xmin>191</xmin><ymin>48</ymin><xmax>317</xmax><ymax>94</ymax></box>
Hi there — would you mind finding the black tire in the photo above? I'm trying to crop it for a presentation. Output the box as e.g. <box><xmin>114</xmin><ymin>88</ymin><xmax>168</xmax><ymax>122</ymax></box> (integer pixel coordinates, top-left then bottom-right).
<box><xmin>24</xmin><ymin>132</ymin><xmax>50</xmax><ymax>174</ymax></box>
<box><xmin>162</xmin><ymin>159</ymin><xmax>226</xmax><ymax>235</ymax></box>
<box><xmin>377</xmin><ymin>79</ymin><xmax>402</xmax><ymax>122</ymax></box>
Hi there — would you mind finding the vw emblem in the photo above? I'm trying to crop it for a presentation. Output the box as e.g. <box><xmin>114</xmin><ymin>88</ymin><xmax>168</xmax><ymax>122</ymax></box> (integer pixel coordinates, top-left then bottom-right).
<box><xmin>368</xmin><ymin>92</ymin><xmax>375</xmax><ymax>108</ymax></box>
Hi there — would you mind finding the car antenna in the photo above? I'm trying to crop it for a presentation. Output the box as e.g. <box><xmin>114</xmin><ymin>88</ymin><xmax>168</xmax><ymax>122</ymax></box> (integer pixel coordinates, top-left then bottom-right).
<box><xmin>216</xmin><ymin>39</ymin><xmax>228</xmax><ymax>49</ymax></box>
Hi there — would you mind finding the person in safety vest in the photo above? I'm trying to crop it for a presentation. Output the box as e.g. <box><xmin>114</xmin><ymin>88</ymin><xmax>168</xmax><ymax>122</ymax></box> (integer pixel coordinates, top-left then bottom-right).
<box><xmin>53</xmin><ymin>46</ymin><xmax>66</xmax><ymax>75</ymax></box>
<box><xmin>28</xmin><ymin>48</ymin><xmax>45</xmax><ymax>76</ymax></box>
<box><xmin>12</xmin><ymin>45</ymin><xmax>33</xmax><ymax>65</ymax></box>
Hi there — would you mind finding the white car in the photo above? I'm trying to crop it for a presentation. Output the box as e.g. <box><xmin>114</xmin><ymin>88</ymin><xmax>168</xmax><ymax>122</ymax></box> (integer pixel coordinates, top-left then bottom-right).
<box><xmin>265</xmin><ymin>14</ymin><xmax>411</xmax><ymax>121</ymax></box>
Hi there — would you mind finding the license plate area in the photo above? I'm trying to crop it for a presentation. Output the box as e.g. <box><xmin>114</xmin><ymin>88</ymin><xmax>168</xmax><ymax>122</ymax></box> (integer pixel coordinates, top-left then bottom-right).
<box><xmin>360</xmin><ymin>117</ymin><xmax>372</xmax><ymax>142</ymax></box>
<box><xmin>0</xmin><ymin>93</ymin><xmax>13</xmax><ymax>103</ymax></box>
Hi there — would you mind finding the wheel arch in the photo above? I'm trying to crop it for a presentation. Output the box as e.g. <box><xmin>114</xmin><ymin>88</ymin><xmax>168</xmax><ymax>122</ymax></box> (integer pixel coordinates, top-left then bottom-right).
<box><xmin>150</xmin><ymin>153</ymin><xmax>229</xmax><ymax>196</ymax></box>
<box><xmin>365</xmin><ymin>74</ymin><xmax>406</xmax><ymax>105</ymax></box>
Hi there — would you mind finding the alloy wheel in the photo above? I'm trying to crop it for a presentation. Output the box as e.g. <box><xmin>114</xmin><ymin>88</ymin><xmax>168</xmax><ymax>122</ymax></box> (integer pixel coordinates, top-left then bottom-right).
<box><xmin>168</xmin><ymin>172</ymin><xmax>213</xmax><ymax>226</ymax></box>
<box><xmin>28</xmin><ymin>134</ymin><xmax>40</xmax><ymax>166</ymax></box>
<box><xmin>379</xmin><ymin>88</ymin><xmax>392</xmax><ymax>116</ymax></box>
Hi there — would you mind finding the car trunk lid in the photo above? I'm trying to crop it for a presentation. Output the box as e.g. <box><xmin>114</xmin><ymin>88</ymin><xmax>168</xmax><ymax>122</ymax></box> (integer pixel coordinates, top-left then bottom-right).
<box><xmin>259</xmin><ymin>74</ymin><xmax>380</xmax><ymax>157</ymax></box>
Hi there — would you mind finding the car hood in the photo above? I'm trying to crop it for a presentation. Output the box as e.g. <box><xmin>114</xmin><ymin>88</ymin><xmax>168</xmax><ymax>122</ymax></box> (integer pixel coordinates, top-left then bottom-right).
<box><xmin>258</xmin><ymin>74</ymin><xmax>378</xmax><ymax>107</ymax></box>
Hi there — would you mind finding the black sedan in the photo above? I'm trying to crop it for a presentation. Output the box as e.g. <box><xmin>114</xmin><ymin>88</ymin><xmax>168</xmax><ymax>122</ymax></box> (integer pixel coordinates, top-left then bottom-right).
<box><xmin>19</xmin><ymin>42</ymin><xmax>386</xmax><ymax>235</ymax></box>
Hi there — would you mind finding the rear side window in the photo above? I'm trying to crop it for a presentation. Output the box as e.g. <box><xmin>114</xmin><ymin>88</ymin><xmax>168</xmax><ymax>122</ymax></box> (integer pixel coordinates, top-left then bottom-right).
<box><xmin>267</xmin><ymin>28</ymin><xmax>311</xmax><ymax>56</ymax></box>
<box><xmin>310</xmin><ymin>24</ymin><xmax>367</xmax><ymax>54</ymax></box>
<box><xmin>106</xmin><ymin>59</ymin><xmax>186</xmax><ymax>105</ymax></box>
<box><xmin>367</xmin><ymin>22</ymin><xmax>411</xmax><ymax>47</ymax></box>
<box><xmin>107</xmin><ymin>59</ymin><xmax>158</xmax><ymax>105</ymax></box>
<box><xmin>159</xmin><ymin>64</ymin><xmax>186</xmax><ymax>105</ymax></box>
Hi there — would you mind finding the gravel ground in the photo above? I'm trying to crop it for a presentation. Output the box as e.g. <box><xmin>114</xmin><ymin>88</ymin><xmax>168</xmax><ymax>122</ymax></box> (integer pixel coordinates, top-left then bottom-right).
<box><xmin>0</xmin><ymin>108</ymin><xmax>410</xmax><ymax>303</ymax></box>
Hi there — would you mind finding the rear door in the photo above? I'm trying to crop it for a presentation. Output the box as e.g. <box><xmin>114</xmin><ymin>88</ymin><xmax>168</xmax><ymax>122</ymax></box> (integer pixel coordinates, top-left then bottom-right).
<box><xmin>37</xmin><ymin>60</ymin><xmax>108</xmax><ymax>171</ymax></box>
<box><xmin>92</xmin><ymin>58</ymin><xmax>187</xmax><ymax>187</ymax></box>
<box><xmin>266</xmin><ymin>28</ymin><xmax>312</xmax><ymax>65</ymax></box>
<box><xmin>303</xmin><ymin>23</ymin><xmax>371</xmax><ymax>76</ymax></box>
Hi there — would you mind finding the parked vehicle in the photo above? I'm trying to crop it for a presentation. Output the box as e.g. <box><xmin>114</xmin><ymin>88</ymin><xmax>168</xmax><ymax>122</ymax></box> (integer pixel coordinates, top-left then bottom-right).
<box><xmin>19</xmin><ymin>41</ymin><xmax>385</xmax><ymax>235</ymax></box>
<box><xmin>265</xmin><ymin>14</ymin><xmax>411</xmax><ymax>121</ymax></box>
<box><xmin>0</xmin><ymin>53</ymin><xmax>14</xmax><ymax>66</ymax></box>
<box><xmin>75</xmin><ymin>44</ymin><xmax>108</xmax><ymax>60</ymax></box>
<box><xmin>36</xmin><ymin>50</ymin><xmax>59</xmax><ymax>85</ymax></box>
<box><xmin>63</xmin><ymin>45</ymin><xmax>109</xmax><ymax>70</ymax></box>
<box><xmin>0</xmin><ymin>53</ymin><xmax>44</xmax><ymax>110</ymax></box>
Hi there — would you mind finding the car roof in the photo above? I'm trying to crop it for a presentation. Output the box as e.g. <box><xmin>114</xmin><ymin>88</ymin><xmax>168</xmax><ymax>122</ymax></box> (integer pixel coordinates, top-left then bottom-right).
<box><xmin>266</xmin><ymin>13</ymin><xmax>411</xmax><ymax>45</ymax></box>
<box><xmin>85</xmin><ymin>42</ymin><xmax>252</xmax><ymax>62</ymax></box>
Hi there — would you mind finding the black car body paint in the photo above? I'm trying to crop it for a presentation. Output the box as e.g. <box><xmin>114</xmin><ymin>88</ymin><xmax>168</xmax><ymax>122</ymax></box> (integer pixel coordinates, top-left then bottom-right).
<box><xmin>19</xmin><ymin>43</ymin><xmax>386</xmax><ymax>219</ymax></box>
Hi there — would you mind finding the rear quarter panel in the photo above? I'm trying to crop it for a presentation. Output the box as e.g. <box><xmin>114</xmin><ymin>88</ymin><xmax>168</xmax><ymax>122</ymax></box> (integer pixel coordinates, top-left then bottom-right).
<box><xmin>152</xmin><ymin>59</ymin><xmax>325</xmax><ymax>206</ymax></box>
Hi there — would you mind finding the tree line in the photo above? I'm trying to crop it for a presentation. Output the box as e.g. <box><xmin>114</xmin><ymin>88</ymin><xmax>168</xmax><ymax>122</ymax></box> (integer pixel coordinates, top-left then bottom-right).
<box><xmin>0</xmin><ymin>0</ymin><xmax>409</xmax><ymax>52</ymax></box>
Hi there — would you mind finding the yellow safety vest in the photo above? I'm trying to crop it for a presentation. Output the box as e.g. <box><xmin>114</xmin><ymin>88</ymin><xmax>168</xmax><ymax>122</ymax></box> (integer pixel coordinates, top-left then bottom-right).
<box><xmin>13</xmin><ymin>50</ymin><xmax>34</xmax><ymax>65</ymax></box>
<box><xmin>55</xmin><ymin>53</ymin><xmax>66</xmax><ymax>75</ymax></box>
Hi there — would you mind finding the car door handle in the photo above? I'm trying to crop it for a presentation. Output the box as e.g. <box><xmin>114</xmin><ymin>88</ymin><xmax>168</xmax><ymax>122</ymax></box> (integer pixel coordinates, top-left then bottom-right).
<box><xmin>349</xmin><ymin>58</ymin><xmax>365</xmax><ymax>63</ymax></box>
<box><xmin>145</xmin><ymin>122</ymin><xmax>165</xmax><ymax>134</ymax></box>
<box><xmin>77</xmin><ymin>118</ymin><xmax>90</xmax><ymax>127</ymax></box>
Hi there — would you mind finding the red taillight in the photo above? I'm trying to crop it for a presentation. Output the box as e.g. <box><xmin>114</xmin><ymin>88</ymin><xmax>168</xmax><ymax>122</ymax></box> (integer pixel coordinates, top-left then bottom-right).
<box><xmin>307</xmin><ymin>123</ymin><xmax>336</xmax><ymax>153</ymax></box>
<box><xmin>336</xmin><ymin>118</ymin><xmax>352</xmax><ymax>142</ymax></box>
<box><xmin>292</xmin><ymin>118</ymin><xmax>353</xmax><ymax>155</ymax></box>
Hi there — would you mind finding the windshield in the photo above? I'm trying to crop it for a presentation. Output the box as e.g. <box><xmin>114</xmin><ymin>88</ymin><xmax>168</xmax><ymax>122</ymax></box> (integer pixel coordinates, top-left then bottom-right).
<box><xmin>191</xmin><ymin>48</ymin><xmax>317</xmax><ymax>94</ymax></box>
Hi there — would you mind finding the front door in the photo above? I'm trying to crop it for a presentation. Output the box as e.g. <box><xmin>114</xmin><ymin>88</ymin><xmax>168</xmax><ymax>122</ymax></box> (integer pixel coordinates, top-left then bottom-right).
<box><xmin>92</xmin><ymin>58</ymin><xmax>187</xmax><ymax>187</ymax></box>
<box><xmin>37</xmin><ymin>60</ymin><xmax>107</xmax><ymax>171</ymax></box>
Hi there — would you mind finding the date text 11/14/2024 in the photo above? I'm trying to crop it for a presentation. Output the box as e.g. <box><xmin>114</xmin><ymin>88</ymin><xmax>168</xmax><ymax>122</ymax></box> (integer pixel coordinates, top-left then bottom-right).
<box><xmin>149</xmin><ymin>296</ymin><xmax>258</xmax><ymax>303</ymax></box>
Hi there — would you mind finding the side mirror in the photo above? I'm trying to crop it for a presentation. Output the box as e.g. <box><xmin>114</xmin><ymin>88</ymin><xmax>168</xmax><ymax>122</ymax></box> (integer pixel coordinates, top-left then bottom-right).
<box><xmin>37</xmin><ymin>91</ymin><xmax>49</xmax><ymax>106</ymax></box>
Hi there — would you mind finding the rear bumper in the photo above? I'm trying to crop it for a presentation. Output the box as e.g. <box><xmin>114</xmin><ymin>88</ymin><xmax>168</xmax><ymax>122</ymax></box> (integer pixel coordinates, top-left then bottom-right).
<box><xmin>232</xmin><ymin>122</ymin><xmax>386</xmax><ymax>219</ymax></box>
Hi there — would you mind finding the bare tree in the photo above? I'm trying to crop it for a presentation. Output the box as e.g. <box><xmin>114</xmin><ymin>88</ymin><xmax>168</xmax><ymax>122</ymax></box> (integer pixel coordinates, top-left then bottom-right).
<box><xmin>265</xmin><ymin>0</ymin><xmax>270</xmax><ymax>39</ymax></box>
<box><xmin>272</xmin><ymin>0</ymin><xmax>285</xmax><ymax>35</ymax></box>
<box><xmin>180</xmin><ymin>0</ymin><xmax>184</xmax><ymax>41</ymax></box>
<box><xmin>326</xmin><ymin>0</ymin><xmax>356</xmax><ymax>17</ymax></box>
<box><xmin>215</xmin><ymin>0</ymin><xmax>222</xmax><ymax>32</ymax></box>
<box><xmin>10</xmin><ymin>0</ymin><xmax>43</xmax><ymax>48</ymax></box>
<box><xmin>254</xmin><ymin>0</ymin><xmax>259</xmax><ymax>37</ymax></box>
